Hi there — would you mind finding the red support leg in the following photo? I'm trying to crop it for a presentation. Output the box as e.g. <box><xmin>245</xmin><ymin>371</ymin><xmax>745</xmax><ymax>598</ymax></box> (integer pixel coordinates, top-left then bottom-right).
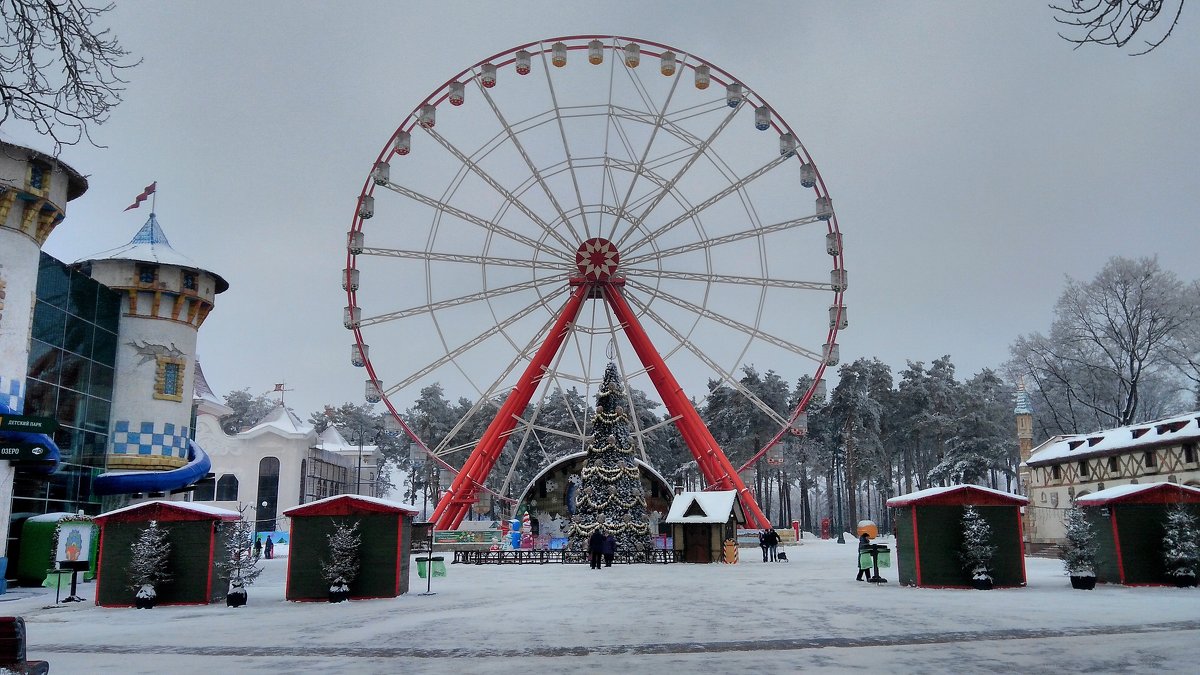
<box><xmin>602</xmin><ymin>286</ymin><xmax>771</xmax><ymax>529</ymax></box>
<box><xmin>432</xmin><ymin>285</ymin><xmax>590</xmax><ymax>530</ymax></box>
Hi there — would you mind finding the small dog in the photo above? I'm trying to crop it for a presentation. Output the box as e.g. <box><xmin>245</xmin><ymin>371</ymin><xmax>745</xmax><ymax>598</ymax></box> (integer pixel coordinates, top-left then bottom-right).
<box><xmin>776</xmin><ymin>551</ymin><xmax>789</xmax><ymax>562</ymax></box>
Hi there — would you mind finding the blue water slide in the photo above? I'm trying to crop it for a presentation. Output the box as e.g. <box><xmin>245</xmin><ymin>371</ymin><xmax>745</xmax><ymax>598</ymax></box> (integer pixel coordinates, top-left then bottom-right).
<box><xmin>92</xmin><ymin>439</ymin><xmax>211</xmax><ymax>496</ymax></box>
<box><xmin>0</xmin><ymin>402</ymin><xmax>61</xmax><ymax>474</ymax></box>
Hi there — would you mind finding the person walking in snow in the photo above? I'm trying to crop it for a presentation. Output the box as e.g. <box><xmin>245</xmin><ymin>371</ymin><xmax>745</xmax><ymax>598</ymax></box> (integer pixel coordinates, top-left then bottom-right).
<box><xmin>759</xmin><ymin>529</ymin><xmax>770</xmax><ymax>562</ymax></box>
<box><xmin>588</xmin><ymin>529</ymin><xmax>606</xmax><ymax>569</ymax></box>
<box><xmin>603</xmin><ymin>533</ymin><xmax>616</xmax><ymax>567</ymax></box>
<box><xmin>856</xmin><ymin>532</ymin><xmax>872</xmax><ymax>581</ymax></box>
<box><xmin>253</xmin><ymin>537</ymin><xmax>263</xmax><ymax>560</ymax></box>
<box><xmin>265</xmin><ymin>535</ymin><xmax>275</xmax><ymax>560</ymax></box>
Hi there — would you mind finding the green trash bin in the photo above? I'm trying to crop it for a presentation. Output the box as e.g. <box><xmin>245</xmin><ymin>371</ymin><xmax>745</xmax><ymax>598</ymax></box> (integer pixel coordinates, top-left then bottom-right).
<box><xmin>858</xmin><ymin>552</ymin><xmax>873</xmax><ymax>569</ymax></box>
<box><xmin>416</xmin><ymin>556</ymin><xmax>447</xmax><ymax>579</ymax></box>
<box><xmin>875</xmin><ymin>547</ymin><xmax>891</xmax><ymax>569</ymax></box>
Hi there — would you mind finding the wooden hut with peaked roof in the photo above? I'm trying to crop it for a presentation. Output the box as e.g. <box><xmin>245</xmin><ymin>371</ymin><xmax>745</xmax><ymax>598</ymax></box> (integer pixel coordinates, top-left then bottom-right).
<box><xmin>1074</xmin><ymin>482</ymin><xmax>1200</xmax><ymax>585</ymax></box>
<box><xmin>283</xmin><ymin>494</ymin><xmax>419</xmax><ymax>601</ymax></box>
<box><xmin>887</xmin><ymin>485</ymin><xmax>1028</xmax><ymax>588</ymax></box>
<box><xmin>665</xmin><ymin>491</ymin><xmax>745</xmax><ymax>563</ymax></box>
<box><xmin>94</xmin><ymin>501</ymin><xmax>240</xmax><ymax>607</ymax></box>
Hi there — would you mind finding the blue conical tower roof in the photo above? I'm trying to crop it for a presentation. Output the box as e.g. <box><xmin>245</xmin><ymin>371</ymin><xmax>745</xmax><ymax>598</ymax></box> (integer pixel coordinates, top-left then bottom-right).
<box><xmin>77</xmin><ymin>213</ymin><xmax>228</xmax><ymax>292</ymax></box>
<box><xmin>1014</xmin><ymin>380</ymin><xmax>1033</xmax><ymax>415</ymax></box>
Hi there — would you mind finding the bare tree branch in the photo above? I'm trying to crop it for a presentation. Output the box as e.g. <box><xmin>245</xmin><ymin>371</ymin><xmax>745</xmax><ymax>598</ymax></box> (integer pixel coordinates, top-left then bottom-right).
<box><xmin>0</xmin><ymin>0</ymin><xmax>139</xmax><ymax>151</ymax></box>
<box><xmin>1051</xmin><ymin>0</ymin><xmax>1186</xmax><ymax>55</ymax></box>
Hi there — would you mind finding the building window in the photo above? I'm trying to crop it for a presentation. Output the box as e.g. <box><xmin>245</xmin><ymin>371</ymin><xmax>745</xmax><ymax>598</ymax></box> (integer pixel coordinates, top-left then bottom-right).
<box><xmin>1185</xmin><ymin>443</ymin><xmax>1196</xmax><ymax>464</ymax></box>
<box><xmin>182</xmin><ymin>271</ymin><xmax>197</xmax><ymax>291</ymax></box>
<box><xmin>192</xmin><ymin>477</ymin><xmax>216</xmax><ymax>501</ymax></box>
<box><xmin>1144</xmin><ymin>451</ymin><xmax>1157</xmax><ymax>470</ymax></box>
<box><xmin>1108</xmin><ymin>456</ymin><xmax>1119</xmax><ymax>473</ymax></box>
<box><xmin>137</xmin><ymin>265</ymin><xmax>157</xmax><ymax>284</ymax></box>
<box><xmin>216</xmin><ymin>474</ymin><xmax>239</xmax><ymax>501</ymax></box>
<box><xmin>28</xmin><ymin>161</ymin><xmax>51</xmax><ymax>193</ymax></box>
<box><xmin>154</xmin><ymin>355</ymin><xmax>186</xmax><ymax>401</ymax></box>
<box><xmin>257</xmin><ymin>457</ymin><xmax>281</xmax><ymax>533</ymax></box>
<box><xmin>1078</xmin><ymin>460</ymin><xmax>1088</xmax><ymax>478</ymax></box>
<box><xmin>1051</xmin><ymin>464</ymin><xmax>1062</xmax><ymax>480</ymax></box>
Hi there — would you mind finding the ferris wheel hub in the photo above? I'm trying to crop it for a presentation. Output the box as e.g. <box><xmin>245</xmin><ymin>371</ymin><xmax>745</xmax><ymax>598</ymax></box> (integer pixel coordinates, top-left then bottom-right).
<box><xmin>575</xmin><ymin>237</ymin><xmax>621</xmax><ymax>281</ymax></box>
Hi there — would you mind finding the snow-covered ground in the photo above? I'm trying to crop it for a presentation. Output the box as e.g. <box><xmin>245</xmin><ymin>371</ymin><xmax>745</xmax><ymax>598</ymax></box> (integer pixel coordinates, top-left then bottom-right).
<box><xmin>7</xmin><ymin>536</ymin><xmax>1200</xmax><ymax>674</ymax></box>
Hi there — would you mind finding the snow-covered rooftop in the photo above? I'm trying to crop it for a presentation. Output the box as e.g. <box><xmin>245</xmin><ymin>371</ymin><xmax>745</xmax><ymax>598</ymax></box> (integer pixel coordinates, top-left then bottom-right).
<box><xmin>886</xmin><ymin>484</ymin><xmax>1028</xmax><ymax>507</ymax></box>
<box><xmin>96</xmin><ymin>499</ymin><xmax>240</xmax><ymax>520</ymax></box>
<box><xmin>1026</xmin><ymin>411</ymin><xmax>1200</xmax><ymax>467</ymax></box>
<box><xmin>1074</xmin><ymin>481</ymin><xmax>1200</xmax><ymax>506</ymax></box>
<box><xmin>665</xmin><ymin>491</ymin><xmax>741</xmax><ymax>524</ymax></box>
<box><xmin>315</xmin><ymin>425</ymin><xmax>377</xmax><ymax>454</ymax></box>
<box><xmin>76</xmin><ymin>213</ymin><xmax>229</xmax><ymax>292</ymax></box>
<box><xmin>282</xmin><ymin>493</ymin><xmax>420</xmax><ymax>516</ymax></box>
<box><xmin>241</xmin><ymin>403</ymin><xmax>313</xmax><ymax>439</ymax></box>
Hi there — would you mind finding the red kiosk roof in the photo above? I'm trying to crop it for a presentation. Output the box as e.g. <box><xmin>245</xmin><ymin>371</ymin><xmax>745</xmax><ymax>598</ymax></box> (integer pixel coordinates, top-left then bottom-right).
<box><xmin>94</xmin><ymin>500</ymin><xmax>241</xmax><ymax>524</ymax></box>
<box><xmin>283</xmin><ymin>494</ymin><xmax>420</xmax><ymax>518</ymax></box>
<box><xmin>886</xmin><ymin>484</ymin><xmax>1029</xmax><ymax>508</ymax></box>
<box><xmin>1074</xmin><ymin>482</ymin><xmax>1200</xmax><ymax>506</ymax></box>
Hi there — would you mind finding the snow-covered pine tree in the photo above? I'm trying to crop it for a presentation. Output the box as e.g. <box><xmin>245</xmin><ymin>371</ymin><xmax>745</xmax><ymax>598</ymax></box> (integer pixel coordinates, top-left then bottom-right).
<box><xmin>218</xmin><ymin>517</ymin><xmax>263</xmax><ymax>606</ymax></box>
<box><xmin>1060</xmin><ymin>506</ymin><xmax>1098</xmax><ymax>577</ymax></box>
<box><xmin>567</xmin><ymin>362</ymin><xmax>652</xmax><ymax>558</ymax></box>
<box><xmin>321</xmin><ymin>520</ymin><xmax>362</xmax><ymax>599</ymax></box>
<box><xmin>960</xmin><ymin>505</ymin><xmax>996</xmax><ymax>583</ymax></box>
<box><xmin>127</xmin><ymin>520</ymin><xmax>171</xmax><ymax>604</ymax></box>
<box><xmin>1163</xmin><ymin>504</ymin><xmax>1199</xmax><ymax>581</ymax></box>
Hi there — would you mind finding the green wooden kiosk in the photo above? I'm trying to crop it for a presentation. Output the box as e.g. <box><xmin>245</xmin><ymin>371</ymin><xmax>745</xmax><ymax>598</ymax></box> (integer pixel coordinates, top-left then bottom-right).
<box><xmin>1075</xmin><ymin>482</ymin><xmax>1200</xmax><ymax>585</ymax></box>
<box><xmin>94</xmin><ymin>501</ymin><xmax>240</xmax><ymax>607</ymax></box>
<box><xmin>283</xmin><ymin>495</ymin><xmax>419</xmax><ymax>601</ymax></box>
<box><xmin>887</xmin><ymin>485</ymin><xmax>1028</xmax><ymax>588</ymax></box>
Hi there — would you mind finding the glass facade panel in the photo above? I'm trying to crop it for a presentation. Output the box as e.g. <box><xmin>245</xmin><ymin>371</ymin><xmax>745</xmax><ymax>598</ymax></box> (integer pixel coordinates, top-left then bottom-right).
<box><xmin>31</xmin><ymin>302</ymin><xmax>65</xmax><ymax>347</ymax></box>
<box><xmin>16</xmin><ymin>253</ymin><xmax>122</xmax><ymax>519</ymax></box>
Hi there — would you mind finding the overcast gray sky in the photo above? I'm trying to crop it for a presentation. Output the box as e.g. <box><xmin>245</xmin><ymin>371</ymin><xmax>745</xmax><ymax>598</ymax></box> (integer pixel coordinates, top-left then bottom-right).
<box><xmin>5</xmin><ymin>1</ymin><xmax>1198</xmax><ymax>420</ymax></box>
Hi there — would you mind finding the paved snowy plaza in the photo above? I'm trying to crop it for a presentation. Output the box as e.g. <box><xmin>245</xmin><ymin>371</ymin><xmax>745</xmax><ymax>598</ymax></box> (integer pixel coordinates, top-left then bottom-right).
<box><xmin>6</xmin><ymin>536</ymin><xmax>1199</xmax><ymax>674</ymax></box>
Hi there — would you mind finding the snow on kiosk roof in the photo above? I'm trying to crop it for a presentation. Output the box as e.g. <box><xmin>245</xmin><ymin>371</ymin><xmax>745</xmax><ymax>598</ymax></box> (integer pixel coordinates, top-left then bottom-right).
<box><xmin>1074</xmin><ymin>481</ymin><xmax>1200</xmax><ymax>506</ymax></box>
<box><xmin>886</xmin><ymin>484</ymin><xmax>1028</xmax><ymax>508</ymax></box>
<box><xmin>665</xmin><ymin>490</ymin><xmax>744</xmax><ymax>524</ymax></box>
<box><xmin>95</xmin><ymin>500</ymin><xmax>240</xmax><ymax>523</ymax></box>
<box><xmin>283</xmin><ymin>494</ymin><xmax>420</xmax><ymax>517</ymax></box>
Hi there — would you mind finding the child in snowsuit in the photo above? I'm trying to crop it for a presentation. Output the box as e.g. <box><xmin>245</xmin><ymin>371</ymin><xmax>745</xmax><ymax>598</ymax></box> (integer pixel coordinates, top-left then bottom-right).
<box><xmin>856</xmin><ymin>533</ymin><xmax>872</xmax><ymax>580</ymax></box>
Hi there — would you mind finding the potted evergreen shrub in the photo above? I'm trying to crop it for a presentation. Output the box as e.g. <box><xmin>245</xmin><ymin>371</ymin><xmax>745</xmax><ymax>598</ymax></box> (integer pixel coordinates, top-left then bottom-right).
<box><xmin>1060</xmin><ymin>506</ymin><xmax>1098</xmax><ymax>590</ymax></box>
<box><xmin>960</xmin><ymin>506</ymin><xmax>996</xmax><ymax>590</ymax></box>
<box><xmin>322</xmin><ymin>520</ymin><xmax>361</xmax><ymax>602</ymax></box>
<box><xmin>127</xmin><ymin>520</ymin><xmax>171</xmax><ymax>609</ymax></box>
<box><xmin>218</xmin><ymin>517</ymin><xmax>263</xmax><ymax>607</ymax></box>
<box><xmin>1163</xmin><ymin>504</ymin><xmax>1199</xmax><ymax>587</ymax></box>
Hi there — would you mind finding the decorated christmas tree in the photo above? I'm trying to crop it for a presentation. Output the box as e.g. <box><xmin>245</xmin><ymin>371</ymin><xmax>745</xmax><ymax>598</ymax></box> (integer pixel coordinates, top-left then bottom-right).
<box><xmin>1060</xmin><ymin>506</ymin><xmax>1098</xmax><ymax>577</ymax></box>
<box><xmin>321</xmin><ymin>520</ymin><xmax>362</xmax><ymax>600</ymax></box>
<box><xmin>218</xmin><ymin>517</ymin><xmax>263</xmax><ymax>607</ymax></box>
<box><xmin>567</xmin><ymin>362</ymin><xmax>652</xmax><ymax>557</ymax></box>
<box><xmin>128</xmin><ymin>520</ymin><xmax>171</xmax><ymax>606</ymax></box>
<box><xmin>959</xmin><ymin>506</ymin><xmax>996</xmax><ymax>584</ymax></box>
<box><xmin>1163</xmin><ymin>504</ymin><xmax>1199</xmax><ymax>582</ymax></box>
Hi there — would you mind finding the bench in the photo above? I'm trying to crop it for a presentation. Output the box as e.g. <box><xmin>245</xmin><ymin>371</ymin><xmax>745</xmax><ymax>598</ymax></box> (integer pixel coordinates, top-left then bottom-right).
<box><xmin>0</xmin><ymin>616</ymin><xmax>49</xmax><ymax>674</ymax></box>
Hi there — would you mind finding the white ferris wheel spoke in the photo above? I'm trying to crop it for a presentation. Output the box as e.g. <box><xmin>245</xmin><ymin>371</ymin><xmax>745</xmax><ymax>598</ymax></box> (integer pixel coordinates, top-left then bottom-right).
<box><xmin>539</xmin><ymin>44</ymin><xmax>591</xmax><ymax>236</ymax></box>
<box><xmin>422</xmin><ymin>126</ymin><xmax>577</xmax><ymax>254</ymax></box>
<box><xmin>473</xmin><ymin>78</ymin><xmax>585</xmax><ymax>245</ymax></box>
<box><xmin>630</xmin><ymin>296</ymin><xmax>792</xmax><ymax>429</ymax></box>
<box><xmin>625</xmin><ymin>278</ymin><xmax>826</xmax><ymax>363</ymax></box>
<box><xmin>623</xmin><ymin>266</ymin><xmax>830</xmax><ymax>291</ymax></box>
<box><xmin>359</xmin><ymin>276</ymin><xmax>560</xmax><ymax>327</ymax></box>
<box><xmin>360</xmin><ymin>246</ymin><xmax>575</xmax><ymax>273</ymax></box>
<box><xmin>622</xmin><ymin>212</ymin><xmax>823</xmax><ymax>267</ymax></box>
<box><xmin>377</xmin><ymin>179</ymin><xmax>570</xmax><ymax>262</ymax></box>
<box><xmin>620</xmin><ymin>153</ymin><xmax>789</xmax><ymax>254</ymax></box>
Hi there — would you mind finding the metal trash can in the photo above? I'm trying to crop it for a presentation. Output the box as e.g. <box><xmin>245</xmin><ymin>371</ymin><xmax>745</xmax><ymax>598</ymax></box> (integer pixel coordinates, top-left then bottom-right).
<box><xmin>416</xmin><ymin>556</ymin><xmax>447</xmax><ymax>579</ymax></box>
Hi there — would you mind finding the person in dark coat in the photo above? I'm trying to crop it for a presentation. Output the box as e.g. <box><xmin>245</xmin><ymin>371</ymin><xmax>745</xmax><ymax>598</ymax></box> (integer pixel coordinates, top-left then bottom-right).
<box><xmin>265</xmin><ymin>535</ymin><xmax>275</xmax><ymax>560</ymax></box>
<box><xmin>253</xmin><ymin>537</ymin><xmax>263</xmax><ymax>560</ymax></box>
<box><xmin>856</xmin><ymin>532</ymin><xmax>872</xmax><ymax>580</ymax></box>
<box><xmin>588</xmin><ymin>529</ymin><xmax>606</xmax><ymax>569</ymax></box>
<box><xmin>603</xmin><ymin>533</ymin><xmax>617</xmax><ymax>567</ymax></box>
<box><xmin>764</xmin><ymin>528</ymin><xmax>780</xmax><ymax>562</ymax></box>
<box><xmin>759</xmin><ymin>529</ymin><xmax>769</xmax><ymax>562</ymax></box>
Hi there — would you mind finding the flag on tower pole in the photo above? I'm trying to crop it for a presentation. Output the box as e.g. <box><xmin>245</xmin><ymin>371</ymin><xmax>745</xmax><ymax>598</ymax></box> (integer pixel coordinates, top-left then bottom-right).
<box><xmin>123</xmin><ymin>182</ymin><xmax>157</xmax><ymax>211</ymax></box>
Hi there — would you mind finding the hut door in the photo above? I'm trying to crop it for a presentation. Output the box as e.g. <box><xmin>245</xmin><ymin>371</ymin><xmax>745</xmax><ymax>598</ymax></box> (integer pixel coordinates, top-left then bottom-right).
<box><xmin>684</xmin><ymin>524</ymin><xmax>711</xmax><ymax>563</ymax></box>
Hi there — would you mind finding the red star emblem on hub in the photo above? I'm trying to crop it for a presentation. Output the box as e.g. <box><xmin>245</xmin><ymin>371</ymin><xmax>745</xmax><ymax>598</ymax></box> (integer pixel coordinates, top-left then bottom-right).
<box><xmin>575</xmin><ymin>238</ymin><xmax>620</xmax><ymax>281</ymax></box>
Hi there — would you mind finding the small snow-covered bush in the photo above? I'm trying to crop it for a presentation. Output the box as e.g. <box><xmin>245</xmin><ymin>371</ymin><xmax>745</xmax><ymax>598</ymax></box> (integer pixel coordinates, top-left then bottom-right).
<box><xmin>1163</xmin><ymin>504</ymin><xmax>1199</xmax><ymax>579</ymax></box>
<box><xmin>1060</xmin><ymin>506</ymin><xmax>1098</xmax><ymax>577</ymax></box>
<box><xmin>960</xmin><ymin>506</ymin><xmax>996</xmax><ymax>582</ymax></box>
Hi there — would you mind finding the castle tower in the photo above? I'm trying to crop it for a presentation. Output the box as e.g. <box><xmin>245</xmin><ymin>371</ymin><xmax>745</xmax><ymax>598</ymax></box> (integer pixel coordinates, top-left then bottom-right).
<box><xmin>76</xmin><ymin>213</ymin><xmax>227</xmax><ymax>481</ymax></box>
<box><xmin>1015</xmin><ymin>379</ymin><xmax>1034</xmax><ymax>549</ymax></box>
<box><xmin>0</xmin><ymin>142</ymin><xmax>88</xmax><ymax>546</ymax></box>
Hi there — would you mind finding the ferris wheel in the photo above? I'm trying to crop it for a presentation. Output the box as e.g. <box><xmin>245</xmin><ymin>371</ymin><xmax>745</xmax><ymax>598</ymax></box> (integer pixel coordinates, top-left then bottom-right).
<box><xmin>343</xmin><ymin>36</ymin><xmax>846</xmax><ymax>530</ymax></box>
